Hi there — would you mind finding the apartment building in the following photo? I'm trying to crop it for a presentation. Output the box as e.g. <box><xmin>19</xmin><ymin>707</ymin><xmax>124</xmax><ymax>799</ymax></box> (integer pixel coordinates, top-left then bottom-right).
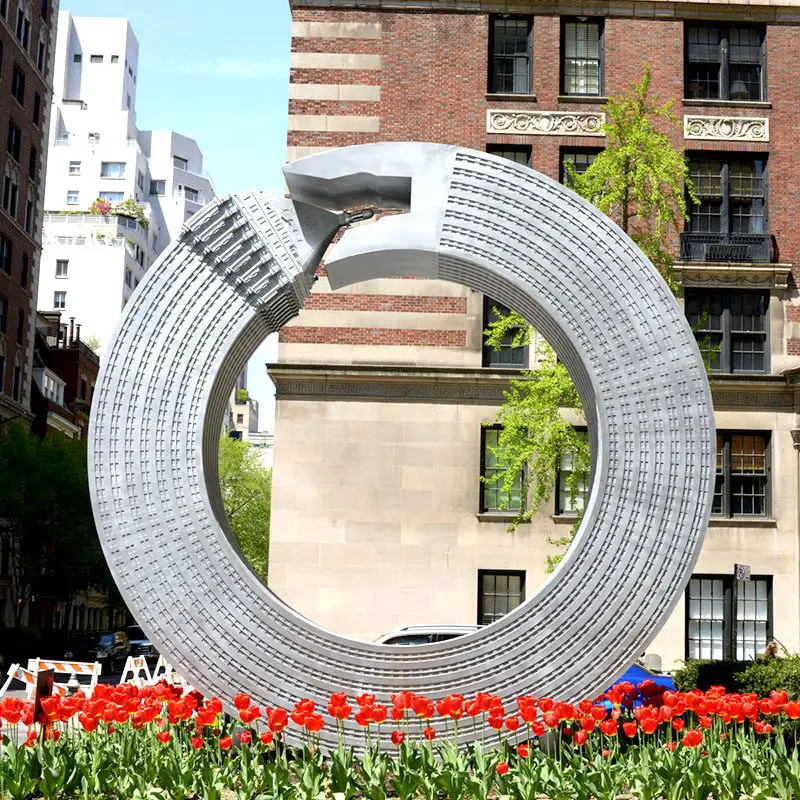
<box><xmin>0</xmin><ymin>0</ymin><xmax>58</xmax><ymax>424</ymax></box>
<box><xmin>269</xmin><ymin>0</ymin><xmax>800</xmax><ymax>668</ymax></box>
<box><xmin>37</xmin><ymin>12</ymin><xmax>214</xmax><ymax>353</ymax></box>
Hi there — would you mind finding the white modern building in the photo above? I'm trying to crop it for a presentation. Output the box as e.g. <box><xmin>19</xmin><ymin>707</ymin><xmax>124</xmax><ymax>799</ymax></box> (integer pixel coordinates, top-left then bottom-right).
<box><xmin>37</xmin><ymin>13</ymin><xmax>214</xmax><ymax>352</ymax></box>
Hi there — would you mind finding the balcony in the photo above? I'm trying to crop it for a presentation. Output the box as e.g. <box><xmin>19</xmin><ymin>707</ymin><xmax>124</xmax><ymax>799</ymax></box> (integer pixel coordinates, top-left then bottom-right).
<box><xmin>680</xmin><ymin>233</ymin><xmax>774</xmax><ymax>264</ymax></box>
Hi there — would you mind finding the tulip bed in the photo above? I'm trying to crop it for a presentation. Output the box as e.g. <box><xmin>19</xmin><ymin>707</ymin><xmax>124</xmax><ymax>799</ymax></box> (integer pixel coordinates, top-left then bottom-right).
<box><xmin>2</xmin><ymin>681</ymin><xmax>800</xmax><ymax>800</ymax></box>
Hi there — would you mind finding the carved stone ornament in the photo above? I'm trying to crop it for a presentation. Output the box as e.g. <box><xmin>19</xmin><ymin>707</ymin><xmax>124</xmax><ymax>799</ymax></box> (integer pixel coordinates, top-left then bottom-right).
<box><xmin>684</xmin><ymin>115</ymin><xmax>769</xmax><ymax>142</ymax></box>
<box><xmin>89</xmin><ymin>142</ymin><xmax>713</xmax><ymax>751</ymax></box>
<box><xmin>487</xmin><ymin>109</ymin><xmax>605</xmax><ymax>137</ymax></box>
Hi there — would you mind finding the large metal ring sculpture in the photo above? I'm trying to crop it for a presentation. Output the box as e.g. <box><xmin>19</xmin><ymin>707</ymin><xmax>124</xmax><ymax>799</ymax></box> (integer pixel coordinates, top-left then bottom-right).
<box><xmin>88</xmin><ymin>142</ymin><xmax>714</xmax><ymax>748</ymax></box>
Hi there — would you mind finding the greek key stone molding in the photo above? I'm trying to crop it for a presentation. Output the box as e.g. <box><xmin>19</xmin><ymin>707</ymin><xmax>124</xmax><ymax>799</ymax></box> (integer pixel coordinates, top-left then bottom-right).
<box><xmin>675</xmin><ymin>263</ymin><xmax>791</xmax><ymax>289</ymax></box>
<box><xmin>487</xmin><ymin>109</ymin><xmax>605</xmax><ymax>137</ymax></box>
<box><xmin>684</xmin><ymin>114</ymin><xmax>769</xmax><ymax>142</ymax></box>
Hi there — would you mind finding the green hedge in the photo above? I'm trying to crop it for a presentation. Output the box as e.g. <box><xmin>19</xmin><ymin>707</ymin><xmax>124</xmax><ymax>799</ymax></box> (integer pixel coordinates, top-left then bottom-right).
<box><xmin>673</xmin><ymin>655</ymin><xmax>800</xmax><ymax>698</ymax></box>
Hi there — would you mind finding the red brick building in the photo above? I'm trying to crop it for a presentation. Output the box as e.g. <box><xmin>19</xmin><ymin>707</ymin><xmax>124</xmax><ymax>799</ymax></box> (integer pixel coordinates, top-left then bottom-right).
<box><xmin>0</xmin><ymin>0</ymin><xmax>58</xmax><ymax>426</ymax></box>
<box><xmin>271</xmin><ymin>0</ymin><xmax>800</xmax><ymax>668</ymax></box>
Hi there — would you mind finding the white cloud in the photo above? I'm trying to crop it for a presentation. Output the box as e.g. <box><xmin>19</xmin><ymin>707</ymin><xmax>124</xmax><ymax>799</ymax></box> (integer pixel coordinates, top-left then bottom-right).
<box><xmin>173</xmin><ymin>57</ymin><xmax>287</xmax><ymax>80</ymax></box>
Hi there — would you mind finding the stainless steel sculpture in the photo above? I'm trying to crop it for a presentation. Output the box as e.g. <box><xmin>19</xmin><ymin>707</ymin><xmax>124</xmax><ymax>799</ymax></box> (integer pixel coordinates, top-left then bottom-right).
<box><xmin>88</xmin><ymin>142</ymin><xmax>714</xmax><ymax>748</ymax></box>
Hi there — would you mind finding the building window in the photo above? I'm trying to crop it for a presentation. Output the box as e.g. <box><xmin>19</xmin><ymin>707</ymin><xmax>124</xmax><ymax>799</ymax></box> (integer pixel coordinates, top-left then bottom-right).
<box><xmin>0</xmin><ymin>295</ymin><xmax>7</xmax><ymax>332</ymax></box>
<box><xmin>66</xmin><ymin>190</ymin><xmax>79</xmax><ymax>205</ymax></box>
<box><xmin>11</xmin><ymin>64</ymin><xmax>24</xmax><ymax>105</ymax></box>
<box><xmin>37</xmin><ymin>38</ymin><xmax>45</xmax><ymax>71</ymax></box>
<box><xmin>0</xmin><ymin>0</ymin><xmax>6</xmax><ymax>18</ymax></box>
<box><xmin>100</xmin><ymin>161</ymin><xmax>126</xmax><ymax>179</ymax></box>
<box><xmin>1</xmin><ymin>235</ymin><xmax>12</xmax><ymax>275</ymax></box>
<box><xmin>236</xmin><ymin>413</ymin><xmax>244</xmax><ymax>424</ymax></box>
<box><xmin>183</xmin><ymin>186</ymin><xmax>199</xmax><ymax>202</ymax></box>
<box><xmin>173</xmin><ymin>155</ymin><xmax>188</xmax><ymax>171</ymax></box>
<box><xmin>683</xmin><ymin>156</ymin><xmax>768</xmax><ymax>263</ymax></box>
<box><xmin>482</xmin><ymin>297</ymin><xmax>526</xmax><ymax>368</ymax></box>
<box><xmin>73</xmin><ymin>53</ymin><xmax>81</xmax><ymax>63</ymax></box>
<box><xmin>69</xmin><ymin>160</ymin><xmax>80</xmax><ymax>175</ymax></box>
<box><xmin>55</xmin><ymin>258</ymin><xmax>68</xmax><ymax>278</ymax></box>
<box><xmin>33</xmin><ymin>92</ymin><xmax>41</xmax><ymax>125</ymax></box>
<box><xmin>16</xmin><ymin>10</ymin><xmax>30</xmax><ymax>49</ymax></box>
<box><xmin>556</xmin><ymin>431</ymin><xmax>589</xmax><ymax>514</ymax></box>
<box><xmin>710</xmin><ymin>430</ymin><xmax>769</xmax><ymax>517</ymax></box>
<box><xmin>28</xmin><ymin>146</ymin><xmax>36</xmax><ymax>179</ymax></box>
<box><xmin>111</xmin><ymin>55</ymin><xmax>119</xmax><ymax>63</ymax></box>
<box><xmin>561</xmin><ymin>18</ymin><xmax>603</xmax><ymax>96</ymax></box>
<box><xmin>2</xmin><ymin>176</ymin><xmax>18</xmax><ymax>217</ymax></box>
<box><xmin>686</xmin><ymin>575</ymin><xmax>772</xmax><ymax>661</ymax></box>
<box><xmin>149</xmin><ymin>179</ymin><xmax>165</xmax><ymax>196</ymax></box>
<box><xmin>488</xmin><ymin>15</ymin><xmax>532</xmax><ymax>94</ymax></box>
<box><xmin>478</xmin><ymin>570</ymin><xmax>525</xmax><ymax>625</ymax></box>
<box><xmin>124</xmin><ymin>266</ymin><xmax>131</xmax><ymax>287</ymax></box>
<box><xmin>480</xmin><ymin>426</ymin><xmax>524</xmax><ymax>513</ymax></box>
<box><xmin>20</xmin><ymin>255</ymin><xmax>28</xmax><ymax>288</ymax></box>
<box><xmin>15</xmin><ymin>310</ymin><xmax>23</xmax><ymax>344</ymax></box>
<box><xmin>89</xmin><ymin>54</ymin><xmax>103</xmax><ymax>63</ymax></box>
<box><xmin>24</xmin><ymin>199</ymin><xmax>32</xmax><ymax>232</ymax></box>
<box><xmin>53</xmin><ymin>290</ymin><xmax>66</xmax><ymax>309</ymax></box>
<box><xmin>686</xmin><ymin>24</ymin><xmax>764</xmax><ymax>101</ymax></box>
<box><xmin>684</xmin><ymin>289</ymin><xmax>768</xmax><ymax>374</ymax></box>
<box><xmin>560</xmin><ymin>148</ymin><xmax>601</xmax><ymax>186</ymax></box>
<box><xmin>486</xmin><ymin>145</ymin><xmax>531</xmax><ymax>167</ymax></box>
<box><xmin>12</xmin><ymin>363</ymin><xmax>20</xmax><ymax>400</ymax></box>
<box><xmin>6</xmin><ymin>120</ymin><xmax>21</xmax><ymax>162</ymax></box>
<box><xmin>99</xmin><ymin>191</ymin><xmax>123</xmax><ymax>203</ymax></box>
<box><xmin>88</xmin><ymin>132</ymin><xmax>100</xmax><ymax>144</ymax></box>
<box><xmin>137</xmin><ymin>170</ymin><xmax>144</xmax><ymax>190</ymax></box>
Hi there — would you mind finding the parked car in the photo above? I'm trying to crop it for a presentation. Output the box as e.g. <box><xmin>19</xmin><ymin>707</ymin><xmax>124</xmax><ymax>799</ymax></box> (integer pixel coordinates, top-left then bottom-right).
<box><xmin>127</xmin><ymin>624</ymin><xmax>159</xmax><ymax>667</ymax></box>
<box><xmin>64</xmin><ymin>630</ymin><xmax>130</xmax><ymax>673</ymax></box>
<box><xmin>375</xmin><ymin>624</ymin><xmax>481</xmax><ymax>645</ymax></box>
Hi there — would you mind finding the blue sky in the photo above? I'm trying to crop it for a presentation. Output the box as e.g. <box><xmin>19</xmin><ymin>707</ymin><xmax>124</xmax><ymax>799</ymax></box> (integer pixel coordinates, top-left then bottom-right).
<box><xmin>64</xmin><ymin>0</ymin><xmax>293</xmax><ymax>426</ymax></box>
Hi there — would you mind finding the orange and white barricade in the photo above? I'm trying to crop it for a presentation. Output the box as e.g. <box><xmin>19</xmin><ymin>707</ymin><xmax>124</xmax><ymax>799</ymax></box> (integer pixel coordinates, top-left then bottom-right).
<box><xmin>120</xmin><ymin>655</ymin><xmax>151</xmax><ymax>687</ymax></box>
<box><xmin>0</xmin><ymin>663</ymin><xmax>68</xmax><ymax>699</ymax></box>
<box><xmin>27</xmin><ymin>658</ymin><xmax>102</xmax><ymax>694</ymax></box>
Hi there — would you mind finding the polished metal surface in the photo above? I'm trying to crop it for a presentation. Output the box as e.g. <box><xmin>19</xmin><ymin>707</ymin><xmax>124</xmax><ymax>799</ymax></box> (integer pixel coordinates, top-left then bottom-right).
<box><xmin>88</xmin><ymin>142</ymin><xmax>714</xmax><ymax>748</ymax></box>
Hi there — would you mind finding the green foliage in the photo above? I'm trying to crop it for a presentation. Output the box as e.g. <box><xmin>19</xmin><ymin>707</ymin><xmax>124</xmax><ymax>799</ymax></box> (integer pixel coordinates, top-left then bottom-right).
<box><xmin>218</xmin><ymin>433</ymin><xmax>271</xmax><ymax>582</ymax></box>
<box><xmin>484</xmin><ymin>67</ymin><xmax>693</xmax><ymax>569</ymax></box>
<box><xmin>736</xmin><ymin>654</ymin><xmax>800</xmax><ymax>699</ymax></box>
<box><xmin>0</xmin><ymin>424</ymin><xmax>111</xmax><ymax>646</ymax></box>
<box><xmin>115</xmin><ymin>197</ymin><xmax>149</xmax><ymax>231</ymax></box>
<box><xmin>672</xmin><ymin>660</ymin><xmax>748</xmax><ymax>693</ymax></box>
<box><xmin>235</xmin><ymin>388</ymin><xmax>249</xmax><ymax>403</ymax></box>
<box><xmin>566</xmin><ymin>63</ymin><xmax>697</xmax><ymax>288</ymax></box>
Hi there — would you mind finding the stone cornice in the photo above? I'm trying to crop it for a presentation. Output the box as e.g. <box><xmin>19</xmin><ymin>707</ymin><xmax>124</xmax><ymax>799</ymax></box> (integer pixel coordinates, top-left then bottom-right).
<box><xmin>270</xmin><ymin>363</ymin><xmax>796</xmax><ymax>409</ymax></box>
<box><xmin>684</xmin><ymin>115</ymin><xmax>769</xmax><ymax>142</ymax></box>
<box><xmin>674</xmin><ymin>262</ymin><xmax>792</xmax><ymax>290</ymax></box>
<box><xmin>289</xmin><ymin>1</ymin><xmax>800</xmax><ymax>24</ymax></box>
<box><xmin>487</xmin><ymin>109</ymin><xmax>604</xmax><ymax>137</ymax></box>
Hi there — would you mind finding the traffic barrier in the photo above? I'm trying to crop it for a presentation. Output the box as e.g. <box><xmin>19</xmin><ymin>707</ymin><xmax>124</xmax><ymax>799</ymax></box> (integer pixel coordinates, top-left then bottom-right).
<box><xmin>120</xmin><ymin>655</ymin><xmax>151</xmax><ymax>687</ymax></box>
<box><xmin>27</xmin><ymin>658</ymin><xmax>102</xmax><ymax>694</ymax></box>
<box><xmin>150</xmin><ymin>655</ymin><xmax>190</xmax><ymax>689</ymax></box>
<box><xmin>0</xmin><ymin>663</ymin><xmax>68</xmax><ymax>699</ymax></box>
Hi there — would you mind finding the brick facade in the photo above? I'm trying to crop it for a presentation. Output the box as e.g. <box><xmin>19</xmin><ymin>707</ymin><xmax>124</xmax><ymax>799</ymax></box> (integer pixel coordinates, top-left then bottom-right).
<box><xmin>0</xmin><ymin>0</ymin><xmax>57</xmax><ymax>422</ymax></box>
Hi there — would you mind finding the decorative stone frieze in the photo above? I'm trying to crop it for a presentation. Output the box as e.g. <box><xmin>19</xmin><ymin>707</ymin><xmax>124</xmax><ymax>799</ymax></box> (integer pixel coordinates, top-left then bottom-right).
<box><xmin>487</xmin><ymin>110</ymin><xmax>605</xmax><ymax>137</ymax></box>
<box><xmin>674</xmin><ymin>263</ymin><xmax>791</xmax><ymax>290</ymax></box>
<box><xmin>683</xmin><ymin>115</ymin><xmax>769</xmax><ymax>142</ymax></box>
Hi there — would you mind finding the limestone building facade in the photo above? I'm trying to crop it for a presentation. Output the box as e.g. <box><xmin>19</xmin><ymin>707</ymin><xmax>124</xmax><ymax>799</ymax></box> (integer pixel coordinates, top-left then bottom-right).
<box><xmin>270</xmin><ymin>0</ymin><xmax>800</xmax><ymax>670</ymax></box>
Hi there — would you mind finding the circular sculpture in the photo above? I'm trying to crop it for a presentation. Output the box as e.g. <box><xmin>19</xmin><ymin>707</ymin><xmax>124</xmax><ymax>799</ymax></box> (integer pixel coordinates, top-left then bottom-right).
<box><xmin>88</xmin><ymin>142</ymin><xmax>714</xmax><ymax>748</ymax></box>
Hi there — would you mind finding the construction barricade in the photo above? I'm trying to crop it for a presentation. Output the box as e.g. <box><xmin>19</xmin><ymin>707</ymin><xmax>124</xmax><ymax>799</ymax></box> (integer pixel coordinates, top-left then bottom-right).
<box><xmin>120</xmin><ymin>655</ymin><xmax>151</xmax><ymax>687</ymax></box>
<box><xmin>0</xmin><ymin>663</ymin><xmax>69</xmax><ymax>699</ymax></box>
<box><xmin>27</xmin><ymin>657</ymin><xmax>102</xmax><ymax>695</ymax></box>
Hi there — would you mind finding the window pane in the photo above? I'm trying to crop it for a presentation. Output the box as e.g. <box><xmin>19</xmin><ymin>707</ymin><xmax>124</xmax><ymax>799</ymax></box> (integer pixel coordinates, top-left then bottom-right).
<box><xmin>735</xmin><ymin>578</ymin><xmax>769</xmax><ymax>659</ymax></box>
<box><xmin>730</xmin><ymin>434</ymin><xmax>767</xmax><ymax>516</ymax></box>
<box><xmin>563</xmin><ymin>21</ymin><xmax>601</xmax><ymax>95</ymax></box>
<box><xmin>482</xmin><ymin>427</ymin><xmax>523</xmax><ymax>512</ymax></box>
<box><xmin>686</xmin><ymin>26</ymin><xmax>721</xmax><ymax>98</ymax></box>
<box><xmin>482</xmin><ymin>298</ymin><xmax>526</xmax><ymax>368</ymax></box>
<box><xmin>687</xmin><ymin>577</ymin><xmax>725</xmax><ymax>661</ymax></box>
<box><xmin>560</xmin><ymin>150</ymin><xmax>600</xmax><ymax>186</ymax></box>
<box><xmin>479</xmin><ymin>571</ymin><xmax>525</xmax><ymax>624</ymax></box>
<box><xmin>492</xmin><ymin>18</ymin><xmax>531</xmax><ymax>94</ymax></box>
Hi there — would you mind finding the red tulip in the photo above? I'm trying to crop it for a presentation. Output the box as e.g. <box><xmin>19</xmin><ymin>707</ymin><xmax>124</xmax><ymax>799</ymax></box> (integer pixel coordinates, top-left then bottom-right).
<box><xmin>672</xmin><ymin>718</ymin><xmax>685</xmax><ymax>732</ymax></box>
<box><xmin>423</xmin><ymin>726</ymin><xmax>436</xmax><ymax>740</ymax></box>
<box><xmin>496</xmin><ymin>762</ymin><xmax>509</xmax><ymax>776</ymax></box>
<box><xmin>219</xmin><ymin>736</ymin><xmax>233</xmax><ymax>750</ymax></box>
<box><xmin>599</xmin><ymin>719</ymin><xmax>618</xmax><ymax>736</ymax></box>
<box><xmin>156</xmin><ymin>731</ymin><xmax>171</xmax><ymax>744</ymax></box>
<box><xmin>517</xmin><ymin>743</ymin><xmax>530</xmax><ymax>757</ymax></box>
<box><xmin>191</xmin><ymin>737</ymin><xmax>203</xmax><ymax>750</ymax></box>
<box><xmin>681</xmin><ymin>729</ymin><xmax>703</xmax><ymax>748</ymax></box>
<box><xmin>573</xmin><ymin>729</ymin><xmax>588</xmax><ymax>746</ymax></box>
<box><xmin>391</xmin><ymin>730</ymin><xmax>405</xmax><ymax>746</ymax></box>
<box><xmin>260</xmin><ymin>731</ymin><xmax>274</xmax><ymax>746</ymax></box>
<box><xmin>237</xmin><ymin>730</ymin><xmax>252</xmax><ymax>745</ymax></box>
<box><xmin>232</xmin><ymin>693</ymin><xmax>250</xmax><ymax>711</ymax></box>
<box><xmin>623</xmin><ymin>721</ymin><xmax>638</xmax><ymax>737</ymax></box>
<box><xmin>505</xmin><ymin>715</ymin><xmax>520</xmax><ymax>732</ymax></box>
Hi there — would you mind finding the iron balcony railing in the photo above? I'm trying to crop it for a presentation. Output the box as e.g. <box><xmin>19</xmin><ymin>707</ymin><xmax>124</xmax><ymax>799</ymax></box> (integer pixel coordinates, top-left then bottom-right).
<box><xmin>680</xmin><ymin>233</ymin><xmax>774</xmax><ymax>264</ymax></box>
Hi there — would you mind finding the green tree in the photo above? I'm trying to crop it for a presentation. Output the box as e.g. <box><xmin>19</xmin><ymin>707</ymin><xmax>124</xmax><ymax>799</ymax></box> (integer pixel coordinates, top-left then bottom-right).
<box><xmin>484</xmin><ymin>66</ymin><xmax>694</xmax><ymax>570</ymax></box>
<box><xmin>0</xmin><ymin>424</ymin><xmax>110</xmax><ymax>633</ymax></box>
<box><xmin>218</xmin><ymin>434</ymin><xmax>272</xmax><ymax>582</ymax></box>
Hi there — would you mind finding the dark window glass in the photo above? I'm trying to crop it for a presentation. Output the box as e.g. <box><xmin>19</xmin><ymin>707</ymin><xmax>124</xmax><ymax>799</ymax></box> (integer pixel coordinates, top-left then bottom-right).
<box><xmin>482</xmin><ymin>297</ymin><xmax>526</xmax><ymax>368</ymax></box>
<box><xmin>11</xmin><ymin>64</ymin><xmax>24</xmax><ymax>105</ymax></box>
<box><xmin>480</xmin><ymin>427</ymin><xmax>524</xmax><ymax>513</ymax></box>
<box><xmin>560</xmin><ymin>148</ymin><xmax>601</xmax><ymax>185</ymax></box>
<box><xmin>0</xmin><ymin>235</ymin><xmax>12</xmax><ymax>275</ymax></box>
<box><xmin>0</xmin><ymin>295</ymin><xmax>7</xmax><ymax>332</ymax></box>
<box><xmin>33</xmin><ymin>92</ymin><xmax>41</xmax><ymax>125</ymax></box>
<box><xmin>489</xmin><ymin>16</ymin><xmax>532</xmax><ymax>94</ymax></box>
<box><xmin>12</xmin><ymin>364</ymin><xmax>20</xmax><ymax>400</ymax></box>
<box><xmin>686</xmin><ymin>575</ymin><xmax>772</xmax><ymax>661</ymax></box>
<box><xmin>16</xmin><ymin>310</ymin><xmax>23</xmax><ymax>344</ymax></box>
<box><xmin>15</xmin><ymin>10</ymin><xmax>29</xmax><ymax>49</ymax></box>
<box><xmin>487</xmin><ymin>146</ymin><xmax>530</xmax><ymax>167</ymax></box>
<box><xmin>6</xmin><ymin>120</ymin><xmax>21</xmax><ymax>162</ymax></box>
<box><xmin>562</xmin><ymin>19</ymin><xmax>603</xmax><ymax>95</ymax></box>
<box><xmin>149</xmin><ymin>179</ymin><xmax>165</xmax><ymax>196</ymax></box>
<box><xmin>685</xmin><ymin>289</ymin><xmax>767</xmax><ymax>374</ymax></box>
<box><xmin>20</xmin><ymin>254</ymin><xmax>28</xmax><ymax>288</ymax></box>
<box><xmin>28</xmin><ymin>145</ymin><xmax>36</xmax><ymax>179</ymax></box>
<box><xmin>555</xmin><ymin>430</ymin><xmax>589</xmax><ymax>514</ymax></box>
<box><xmin>686</xmin><ymin>24</ymin><xmax>764</xmax><ymax>101</ymax></box>
<box><xmin>478</xmin><ymin>570</ymin><xmax>525</xmax><ymax>624</ymax></box>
